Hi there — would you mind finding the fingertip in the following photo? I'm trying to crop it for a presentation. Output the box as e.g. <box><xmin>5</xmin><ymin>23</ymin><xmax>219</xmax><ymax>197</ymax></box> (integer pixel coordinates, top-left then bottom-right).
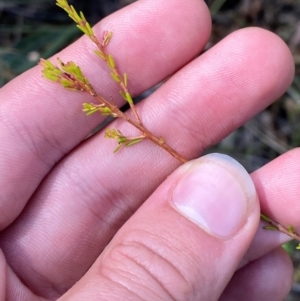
<box><xmin>170</xmin><ymin>153</ymin><xmax>259</xmax><ymax>238</ymax></box>
<box><xmin>231</xmin><ymin>27</ymin><xmax>295</xmax><ymax>86</ymax></box>
<box><xmin>195</xmin><ymin>26</ymin><xmax>295</xmax><ymax>118</ymax></box>
<box><xmin>251</xmin><ymin>148</ymin><xmax>300</xmax><ymax>227</ymax></box>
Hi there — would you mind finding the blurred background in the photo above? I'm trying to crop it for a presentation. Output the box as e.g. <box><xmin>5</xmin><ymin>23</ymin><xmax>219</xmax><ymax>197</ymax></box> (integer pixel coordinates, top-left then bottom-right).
<box><xmin>1</xmin><ymin>0</ymin><xmax>300</xmax><ymax>299</ymax></box>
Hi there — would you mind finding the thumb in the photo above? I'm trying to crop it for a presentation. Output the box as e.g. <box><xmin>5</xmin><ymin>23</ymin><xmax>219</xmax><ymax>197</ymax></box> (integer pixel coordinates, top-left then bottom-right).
<box><xmin>60</xmin><ymin>154</ymin><xmax>260</xmax><ymax>301</ymax></box>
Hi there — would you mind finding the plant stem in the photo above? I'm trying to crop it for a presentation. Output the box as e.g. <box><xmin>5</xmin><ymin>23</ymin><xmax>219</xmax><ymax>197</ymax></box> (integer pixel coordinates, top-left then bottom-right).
<box><xmin>86</xmin><ymin>84</ymin><xmax>188</xmax><ymax>163</ymax></box>
<box><xmin>90</xmin><ymin>35</ymin><xmax>142</xmax><ymax>125</ymax></box>
<box><xmin>261</xmin><ymin>214</ymin><xmax>300</xmax><ymax>241</ymax></box>
<box><xmin>54</xmin><ymin>0</ymin><xmax>300</xmax><ymax>247</ymax></box>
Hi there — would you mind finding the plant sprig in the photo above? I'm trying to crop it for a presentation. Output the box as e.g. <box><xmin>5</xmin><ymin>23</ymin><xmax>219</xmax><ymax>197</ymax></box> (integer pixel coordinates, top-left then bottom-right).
<box><xmin>40</xmin><ymin>55</ymin><xmax>187</xmax><ymax>162</ymax></box>
<box><xmin>56</xmin><ymin>0</ymin><xmax>140</xmax><ymax>124</ymax></box>
<box><xmin>41</xmin><ymin>0</ymin><xmax>300</xmax><ymax>246</ymax></box>
<box><xmin>261</xmin><ymin>214</ymin><xmax>300</xmax><ymax>248</ymax></box>
<box><xmin>105</xmin><ymin>129</ymin><xmax>145</xmax><ymax>153</ymax></box>
<box><xmin>40</xmin><ymin>0</ymin><xmax>188</xmax><ymax>163</ymax></box>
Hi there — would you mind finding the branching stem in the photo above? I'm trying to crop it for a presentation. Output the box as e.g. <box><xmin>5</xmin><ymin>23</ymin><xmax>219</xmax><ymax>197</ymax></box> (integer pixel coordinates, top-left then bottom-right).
<box><xmin>261</xmin><ymin>214</ymin><xmax>300</xmax><ymax>242</ymax></box>
<box><xmin>85</xmin><ymin>83</ymin><xmax>188</xmax><ymax>163</ymax></box>
<box><xmin>49</xmin><ymin>0</ymin><xmax>300</xmax><ymax>246</ymax></box>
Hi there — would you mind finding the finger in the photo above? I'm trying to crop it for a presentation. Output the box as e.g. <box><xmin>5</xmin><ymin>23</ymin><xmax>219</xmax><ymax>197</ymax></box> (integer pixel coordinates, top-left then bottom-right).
<box><xmin>219</xmin><ymin>247</ymin><xmax>293</xmax><ymax>301</ymax></box>
<box><xmin>0</xmin><ymin>0</ymin><xmax>211</xmax><ymax>229</ymax></box>
<box><xmin>240</xmin><ymin>148</ymin><xmax>300</xmax><ymax>266</ymax></box>
<box><xmin>253</xmin><ymin>148</ymin><xmax>300</xmax><ymax>231</ymax></box>
<box><xmin>0</xmin><ymin>250</ymin><xmax>6</xmax><ymax>301</ymax></box>
<box><xmin>59</xmin><ymin>154</ymin><xmax>260</xmax><ymax>301</ymax></box>
<box><xmin>5</xmin><ymin>264</ymin><xmax>40</xmax><ymax>301</ymax></box>
<box><xmin>1</xmin><ymin>27</ymin><xmax>294</xmax><ymax>296</ymax></box>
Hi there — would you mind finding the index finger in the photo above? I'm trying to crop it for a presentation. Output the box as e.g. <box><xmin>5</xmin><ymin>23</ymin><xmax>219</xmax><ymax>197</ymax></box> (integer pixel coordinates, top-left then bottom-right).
<box><xmin>0</xmin><ymin>0</ymin><xmax>211</xmax><ymax>229</ymax></box>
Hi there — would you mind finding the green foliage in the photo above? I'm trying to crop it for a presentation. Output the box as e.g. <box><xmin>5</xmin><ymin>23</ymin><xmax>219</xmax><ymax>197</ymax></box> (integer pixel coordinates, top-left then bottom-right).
<box><xmin>104</xmin><ymin>129</ymin><xmax>143</xmax><ymax>152</ymax></box>
<box><xmin>260</xmin><ymin>213</ymin><xmax>271</xmax><ymax>222</ymax></box>
<box><xmin>263</xmin><ymin>225</ymin><xmax>278</xmax><ymax>231</ymax></box>
<box><xmin>94</xmin><ymin>50</ymin><xmax>106</xmax><ymax>60</ymax></box>
<box><xmin>39</xmin><ymin>1</ymin><xmax>300</xmax><ymax>255</ymax></box>
<box><xmin>56</xmin><ymin>0</ymin><xmax>94</xmax><ymax>37</ymax></box>
<box><xmin>107</xmin><ymin>54</ymin><xmax>116</xmax><ymax>69</ymax></box>
<box><xmin>289</xmin><ymin>225</ymin><xmax>296</xmax><ymax>234</ymax></box>
<box><xmin>40</xmin><ymin>58</ymin><xmax>90</xmax><ymax>90</ymax></box>
<box><xmin>123</xmin><ymin>73</ymin><xmax>128</xmax><ymax>87</ymax></box>
<box><xmin>82</xmin><ymin>103</ymin><xmax>116</xmax><ymax>117</ymax></box>
<box><xmin>110</xmin><ymin>72</ymin><xmax>121</xmax><ymax>83</ymax></box>
<box><xmin>102</xmin><ymin>31</ymin><xmax>113</xmax><ymax>47</ymax></box>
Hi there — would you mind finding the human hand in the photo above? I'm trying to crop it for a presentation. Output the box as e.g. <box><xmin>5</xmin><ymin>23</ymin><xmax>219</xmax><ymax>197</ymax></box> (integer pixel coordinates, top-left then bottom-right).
<box><xmin>0</xmin><ymin>0</ymin><xmax>298</xmax><ymax>300</ymax></box>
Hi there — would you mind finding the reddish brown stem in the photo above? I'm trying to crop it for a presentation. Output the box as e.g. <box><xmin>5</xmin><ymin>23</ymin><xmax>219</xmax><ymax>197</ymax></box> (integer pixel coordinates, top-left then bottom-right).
<box><xmin>91</xmin><ymin>35</ymin><xmax>142</xmax><ymax>125</ymax></box>
<box><xmin>97</xmin><ymin>96</ymin><xmax>187</xmax><ymax>163</ymax></box>
<box><xmin>261</xmin><ymin>215</ymin><xmax>300</xmax><ymax>241</ymax></box>
<box><xmin>84</xmin><ymin>83</ymin><xmax>187</xmax><ymax>163</ymax></box>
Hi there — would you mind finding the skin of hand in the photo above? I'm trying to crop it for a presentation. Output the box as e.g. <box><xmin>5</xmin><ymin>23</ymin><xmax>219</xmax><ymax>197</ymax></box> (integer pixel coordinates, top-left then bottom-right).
<box><xmin>0</xmin><ymin>0</ymin><xmax>299</xmax><ymax>300</ymax></box>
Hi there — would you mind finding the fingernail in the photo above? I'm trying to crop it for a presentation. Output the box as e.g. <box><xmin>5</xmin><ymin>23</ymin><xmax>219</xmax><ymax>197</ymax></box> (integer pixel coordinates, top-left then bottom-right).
<box><xmin>170</xmin><ymin>154</ymin><xmax>257</xmax><ymax>238</ymax></box>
